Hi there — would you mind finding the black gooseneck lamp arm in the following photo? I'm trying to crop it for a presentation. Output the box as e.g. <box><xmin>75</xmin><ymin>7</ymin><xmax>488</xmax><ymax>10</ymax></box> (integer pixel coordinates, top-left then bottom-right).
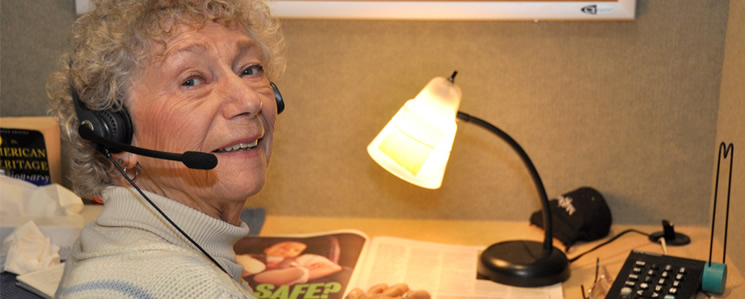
<box><xmin>448</xmin><ymin>71</ymin><xmax>568</xmax><ymax>287</ymax></box>
<box><xmin>455</xmin><ymin>111</ymin><xmax>553</xmax><ymax>251</ymax></box>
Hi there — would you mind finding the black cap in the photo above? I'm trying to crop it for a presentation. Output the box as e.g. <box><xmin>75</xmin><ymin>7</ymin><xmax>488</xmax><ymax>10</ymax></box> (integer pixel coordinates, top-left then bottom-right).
<box><xmin>530</xmin><ymin>187</ymin><xmax>612</xmax><ymax>250</ymax></box>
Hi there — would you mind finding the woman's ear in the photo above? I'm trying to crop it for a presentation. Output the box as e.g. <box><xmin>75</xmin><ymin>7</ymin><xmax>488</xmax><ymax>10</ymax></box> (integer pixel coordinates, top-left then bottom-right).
<box><xmin>111</xmin><ymin>152</ymin><xmax>138</xmax><ymax>169</ymax></box>
<box><xmin>110</xmin><ymin>152</ymin><xmax>141</xmax><ymax>185</ymax></box>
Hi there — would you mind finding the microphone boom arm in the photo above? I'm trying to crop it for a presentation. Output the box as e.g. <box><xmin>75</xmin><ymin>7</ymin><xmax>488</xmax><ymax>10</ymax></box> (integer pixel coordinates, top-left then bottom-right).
<box><xmin>78</xmin><ymin>126</ymin><xmax>217</xmax><ymax>170</ymax></box>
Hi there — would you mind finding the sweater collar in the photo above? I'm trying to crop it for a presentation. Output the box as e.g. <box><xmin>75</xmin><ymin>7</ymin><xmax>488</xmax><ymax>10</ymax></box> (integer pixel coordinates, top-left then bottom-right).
<box><xmin>99</xmin><ymin>186</ymin><xmax>250</xmax><ymax>281</ymax></box>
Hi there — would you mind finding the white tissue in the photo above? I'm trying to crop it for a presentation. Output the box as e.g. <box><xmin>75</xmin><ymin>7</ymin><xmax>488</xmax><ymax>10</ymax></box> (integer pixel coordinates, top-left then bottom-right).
<box><xmin>0</xmin><ymin>176</ymin><xmax>86</xmax><ymax>262</ymax></box>
<box><xmin>0</xmin><ymin>176</ymin><xmax>84</xmax><ymax>217</ymax></box>
<box><xmin>1</xmin><ymin>221</ymin><xmax>61</xmax><ymax>275</ymax></box>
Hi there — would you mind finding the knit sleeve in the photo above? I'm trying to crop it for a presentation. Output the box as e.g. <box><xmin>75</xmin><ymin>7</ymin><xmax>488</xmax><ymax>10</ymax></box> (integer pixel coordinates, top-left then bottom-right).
<box><xmin>56</xmin><ymin>244</ymin><xmax>256</xmax><ymax>299</ymax></box>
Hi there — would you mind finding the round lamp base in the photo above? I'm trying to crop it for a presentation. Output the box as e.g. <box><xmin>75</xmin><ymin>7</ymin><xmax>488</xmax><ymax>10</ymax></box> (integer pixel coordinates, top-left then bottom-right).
<box><xmin>477</xmin><ymin>240</ymin><xmax>570</xmax><ymax>287</ymax></box>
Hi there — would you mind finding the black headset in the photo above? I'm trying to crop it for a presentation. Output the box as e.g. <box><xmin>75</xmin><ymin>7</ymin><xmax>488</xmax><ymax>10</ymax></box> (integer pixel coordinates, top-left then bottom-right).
<box><xmin>72</xmin><ymin>80</ymin><xmax>285</xmax><ymax>153</ymax></box>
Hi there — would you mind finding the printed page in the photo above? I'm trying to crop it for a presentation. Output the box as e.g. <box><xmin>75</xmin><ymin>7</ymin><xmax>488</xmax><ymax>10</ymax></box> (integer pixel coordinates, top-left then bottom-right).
<box><xmin>349</xmin><ymin>236</ymin><xmax>563</xmax><ymax>299</ymax></box>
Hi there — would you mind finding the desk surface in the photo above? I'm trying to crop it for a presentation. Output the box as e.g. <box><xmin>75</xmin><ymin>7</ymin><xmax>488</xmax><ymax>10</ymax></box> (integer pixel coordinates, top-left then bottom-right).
<box><xmin>260</xmin><ymin>216</ymin><xmax>744</xmax><ymax>299</ymax></box>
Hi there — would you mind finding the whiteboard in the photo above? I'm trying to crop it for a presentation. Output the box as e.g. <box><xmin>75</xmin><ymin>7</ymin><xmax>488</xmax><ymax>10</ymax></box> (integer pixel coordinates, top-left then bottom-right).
<box><xmin>76</xmin><ymin>0</ymin><xmax>636</xmax><ymax>21</ymax></box>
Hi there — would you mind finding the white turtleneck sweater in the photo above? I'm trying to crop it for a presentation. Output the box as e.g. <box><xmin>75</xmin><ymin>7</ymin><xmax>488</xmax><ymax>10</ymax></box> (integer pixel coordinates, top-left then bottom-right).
<box><xmin>55</xmin><ymin>186</ymin><xmax>256</xmax><ymax>298</ymax></box>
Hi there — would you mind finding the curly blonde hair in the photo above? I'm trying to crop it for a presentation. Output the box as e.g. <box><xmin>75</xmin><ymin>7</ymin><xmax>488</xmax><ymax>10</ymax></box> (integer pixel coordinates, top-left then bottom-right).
<box><xmin>47</xmin><ymin>0</ymin><xmax>285</xmax><ymax>199</ymax></box>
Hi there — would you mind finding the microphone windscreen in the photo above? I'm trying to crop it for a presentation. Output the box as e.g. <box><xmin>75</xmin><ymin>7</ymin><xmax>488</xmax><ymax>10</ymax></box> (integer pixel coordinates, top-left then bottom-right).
<box><xmin>182</xmin><ymin>151</ymin><xmax>218</xmax><ymax>170</ymax></box>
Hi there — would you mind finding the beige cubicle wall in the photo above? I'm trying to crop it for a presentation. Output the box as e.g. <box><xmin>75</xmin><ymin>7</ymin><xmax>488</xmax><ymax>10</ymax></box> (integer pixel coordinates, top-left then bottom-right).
<box><xmin>1</xmin><ymin>0</ymin><xmax>742</xmax><ymax>274</ymax></box>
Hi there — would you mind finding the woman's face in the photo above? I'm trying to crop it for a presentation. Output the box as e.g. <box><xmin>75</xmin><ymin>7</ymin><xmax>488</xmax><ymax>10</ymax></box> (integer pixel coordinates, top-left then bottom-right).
<box><xmin>264</xmin><ymin>241</ymin><xmax>307</xmax><ymax>258</ymax></box>
<box><xmin>125</xmin><ymin>22</ymin><xmax>277</xmax><ymax>210</ymax></box>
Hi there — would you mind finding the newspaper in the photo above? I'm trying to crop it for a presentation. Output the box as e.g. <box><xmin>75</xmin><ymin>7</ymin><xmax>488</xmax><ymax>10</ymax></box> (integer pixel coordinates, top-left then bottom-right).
<box><xmin>235</xmin><ymin>230</ymin><xmax>563</xmax><ymax>299</ymax></box>
<box><xmin>350</xmin><ymin>236</ymin><xmax>563</xmax><ymax>299</ymax></box>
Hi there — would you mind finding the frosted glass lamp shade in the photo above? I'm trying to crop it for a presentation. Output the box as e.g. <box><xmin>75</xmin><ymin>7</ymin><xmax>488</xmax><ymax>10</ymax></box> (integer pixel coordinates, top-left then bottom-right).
<box><xmin>367</xmin><ymin>76</ymin><xmax>462</xmax><ymax>189</ymax></box>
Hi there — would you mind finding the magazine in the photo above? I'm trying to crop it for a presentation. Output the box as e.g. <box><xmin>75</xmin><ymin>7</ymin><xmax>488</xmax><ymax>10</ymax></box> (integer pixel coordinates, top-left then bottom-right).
<box><xmin>233</xmin><ymin>230</ymin><xmax>563</xmax><ymax>299</ymax></box>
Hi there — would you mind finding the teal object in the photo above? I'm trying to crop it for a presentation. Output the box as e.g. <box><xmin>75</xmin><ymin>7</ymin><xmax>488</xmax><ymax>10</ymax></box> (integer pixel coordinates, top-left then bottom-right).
<box><xmin>702</xmin><ymin>142</ymin><xmax>733</xmax><ymax>296</ymax></box>
<box><xmin>702</xmin><ymin>262</ymin><xmax>727</xmax><ymax>295</ymax></box>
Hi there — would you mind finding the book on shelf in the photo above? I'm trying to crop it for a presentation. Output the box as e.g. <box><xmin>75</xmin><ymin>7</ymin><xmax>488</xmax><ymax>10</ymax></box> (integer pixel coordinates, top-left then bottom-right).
<box><xmin>0</xmin><ymin>117</ymin><xmax>61</xmax><ymax>186</ymax></box>
<box><xmin>233</xmin><ymin>230</ymin><xmax>563</xmax><ymax>299</ymax></box>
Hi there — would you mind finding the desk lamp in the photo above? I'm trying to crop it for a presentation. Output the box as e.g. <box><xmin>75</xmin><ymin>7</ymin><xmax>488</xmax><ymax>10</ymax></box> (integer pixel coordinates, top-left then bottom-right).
<box><xmin>367</xmin><ymin>72</ymin><xmax>569</xmax><ymax>287</ymax></box>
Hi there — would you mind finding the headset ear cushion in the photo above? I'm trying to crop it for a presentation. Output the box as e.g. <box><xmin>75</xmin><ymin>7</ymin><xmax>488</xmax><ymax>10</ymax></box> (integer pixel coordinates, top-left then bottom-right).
<box><xmin>270</xmin><ymin>82</ymin><xmax>285</xmax><ymax>115</ymax></box>
<box><xmin>73</xmin><ymin>94</ymin><xmax>133</xmax><ymax>153</ymax></box>
<box><xmin>97</xmin><ymin>108</ymin><xmax>133</xmax><ymax>145</ymax></box>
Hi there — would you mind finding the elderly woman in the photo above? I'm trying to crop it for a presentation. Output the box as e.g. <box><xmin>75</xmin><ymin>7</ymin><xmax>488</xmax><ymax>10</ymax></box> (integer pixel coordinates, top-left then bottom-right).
<box><xmin>47</xmin><ymin>0</ymin><xmax>429</xmax><ymax>298</ymax></box>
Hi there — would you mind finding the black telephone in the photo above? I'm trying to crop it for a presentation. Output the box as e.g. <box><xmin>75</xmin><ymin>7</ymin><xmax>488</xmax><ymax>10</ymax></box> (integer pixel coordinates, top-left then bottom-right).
<box><xmin>605</xmin><ymin>250</ymin><xmax>705</xmax><ymax>298</ymax></box>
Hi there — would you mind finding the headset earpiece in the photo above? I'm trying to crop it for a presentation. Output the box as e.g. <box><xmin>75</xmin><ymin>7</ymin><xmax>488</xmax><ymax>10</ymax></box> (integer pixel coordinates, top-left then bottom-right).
<box><xmin>71</xmin><ymin>85</ymin><xmax>133</xmax><ymax>153</ymax></box>
<box><xmin>270</xmin><ymin>82</ymin><xmax>285</xmax><ymax>115</ymax></box>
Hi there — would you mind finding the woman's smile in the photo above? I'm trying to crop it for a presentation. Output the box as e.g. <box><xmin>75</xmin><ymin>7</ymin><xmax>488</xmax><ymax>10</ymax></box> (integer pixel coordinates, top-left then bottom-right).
<box><xmin>214</xmin><ymin>140</ymin><xmax>260</xmax><ymax>153</ymax></box>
